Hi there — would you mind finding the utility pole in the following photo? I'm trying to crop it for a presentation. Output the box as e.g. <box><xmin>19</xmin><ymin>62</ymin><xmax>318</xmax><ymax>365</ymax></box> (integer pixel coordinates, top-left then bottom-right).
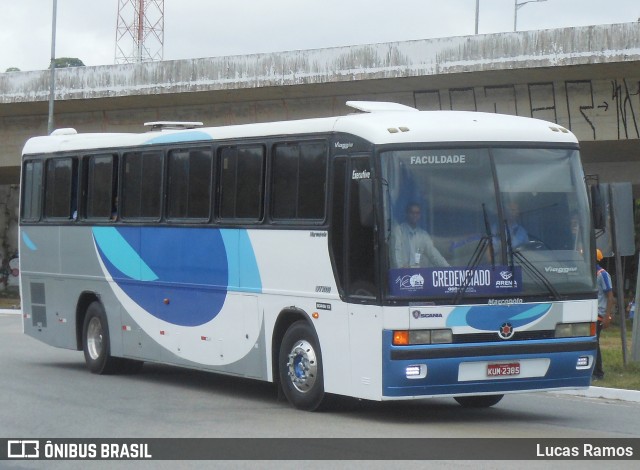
<box><xmin>47</xmin><ymin>0</ymin><xmax>57</xmax><ymax>135</ymax></box>
<box><xmin>514</xmin><ymin>0</ymin><xmax>547</xmax><ymax>32</ymax></box>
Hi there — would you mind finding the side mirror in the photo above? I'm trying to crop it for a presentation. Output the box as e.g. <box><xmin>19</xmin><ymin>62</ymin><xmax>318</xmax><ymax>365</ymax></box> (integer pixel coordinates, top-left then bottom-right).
<box><xmin>590</xmin><ymin>184</ymin><xmax>605</xmax><ymax>230</ymax></box>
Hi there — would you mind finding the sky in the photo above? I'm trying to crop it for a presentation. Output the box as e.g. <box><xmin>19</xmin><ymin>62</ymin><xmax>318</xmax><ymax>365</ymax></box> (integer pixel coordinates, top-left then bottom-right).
<box><xmin>0</xmin><ymin>0</ymin><xmax>639</xmax><ymax>73</ymax></box>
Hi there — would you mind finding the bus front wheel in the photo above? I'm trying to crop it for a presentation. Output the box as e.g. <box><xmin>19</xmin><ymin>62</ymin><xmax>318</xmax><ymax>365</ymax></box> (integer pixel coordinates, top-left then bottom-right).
<box><xmin>454</xmin><ymin>394</ymin><xmax>504</xmax><ymax>408</ymax></box>
<box><xmin>82</xmin><ymin>301</ymin><xmax>121</xmax><ymax>375</ymax></box>
<box><xmin>278</xmin><ymin>321</ymin><xmax>325</xmax><ymax>411</ymax></box>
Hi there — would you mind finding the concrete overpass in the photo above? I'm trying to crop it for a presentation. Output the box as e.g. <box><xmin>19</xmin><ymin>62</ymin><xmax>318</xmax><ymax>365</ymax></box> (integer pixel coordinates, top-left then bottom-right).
<box><xmin>1</xmin><ymin>22</ymin><xmax>639</xmax><ymax>190</ymax></box>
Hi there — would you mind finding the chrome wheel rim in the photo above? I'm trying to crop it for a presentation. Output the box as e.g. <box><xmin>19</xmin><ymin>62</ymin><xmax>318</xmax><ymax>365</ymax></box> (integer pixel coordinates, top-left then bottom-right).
<box><xmin>86</xmin><ymin>317</ymin><xmax>104</xmax><ymax>361</ymax></box>
<box><xmin>286</xmin><ymin>339</ymin><xmax>317</xmax><ymax>393</ymax></box>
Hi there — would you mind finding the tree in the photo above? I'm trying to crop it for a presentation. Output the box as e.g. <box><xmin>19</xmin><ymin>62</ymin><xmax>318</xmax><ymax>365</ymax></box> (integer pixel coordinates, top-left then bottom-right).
<box><xmin>49</xmin><ymin>57</ymin><xmax>85</xmax><ymax>69</ymax></box>
<box><xmin>4</xmin><ymin>67</ymin><xmax>20</xmax><ymax>72</ymax></box>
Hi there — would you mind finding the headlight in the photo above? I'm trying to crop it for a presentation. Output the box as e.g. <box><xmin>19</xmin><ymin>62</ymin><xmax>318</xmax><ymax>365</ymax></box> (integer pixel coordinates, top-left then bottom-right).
<box><xmin>409</xmin><ymin>330</ymin><xmax>431</xmax><ymax>344</ymax></box>
<box><xmin>555</xmin><ymin>322</ymin><xmax>593</xmax><ymax>338</ymax></box>
<box><xmin>393</xmin><ymin>329</ymin><xmax>453</xmax><ymax>345</ymax></box>
<box><xmin>431</xmin><ymin>329</ymin><xmax>453</xmax><ymax>344</ymax></box>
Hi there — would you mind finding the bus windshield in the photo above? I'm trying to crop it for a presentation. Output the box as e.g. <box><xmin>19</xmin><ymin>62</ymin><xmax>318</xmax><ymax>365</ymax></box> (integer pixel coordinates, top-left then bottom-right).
<box><xmin>381</xmin><ymin>146</ymin><xmax>594</xmax><ymax>301</ymax></box>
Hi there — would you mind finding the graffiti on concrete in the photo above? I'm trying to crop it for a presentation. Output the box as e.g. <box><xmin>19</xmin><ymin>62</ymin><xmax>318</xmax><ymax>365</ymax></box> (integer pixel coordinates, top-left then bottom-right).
<box><xmin>612</xmin><ymin>79</ymin><xmax>640</xmax><ymax>140</ymax></box>
<box><xmin>414</xmin><ymin>78</ymin><xmax>640</xmax><ymax>142</ymax></box>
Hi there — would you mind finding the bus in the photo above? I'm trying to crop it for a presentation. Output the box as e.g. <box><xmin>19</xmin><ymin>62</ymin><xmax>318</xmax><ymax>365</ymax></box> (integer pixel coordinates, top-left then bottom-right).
<box><xmin>19</xmin><ymin>101</ymin><xmax>597</xmax><ymax>410</ymax></box>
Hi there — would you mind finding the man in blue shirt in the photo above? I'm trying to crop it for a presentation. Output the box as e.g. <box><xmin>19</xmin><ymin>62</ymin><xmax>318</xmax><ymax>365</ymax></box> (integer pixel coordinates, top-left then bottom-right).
<box><xmin>504</xmin><ymin>201</ymin><xmax>529</xmax><ymax>248</ymax></box>
<box><xmin>492</xmin><ymin>200</ymin><xmax>529</xmax><ymax>252</ymax></box>
<box><xmin>594</xmin><ymin>249</ymin><xmax>614</xmax><ymax>380</ymax></box>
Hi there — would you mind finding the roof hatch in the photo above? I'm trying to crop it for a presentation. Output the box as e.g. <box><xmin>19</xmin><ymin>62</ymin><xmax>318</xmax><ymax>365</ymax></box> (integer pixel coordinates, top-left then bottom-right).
<box><xmin>144</xmin><ymin>121</ymin><xmax>204</xmax><ymax>131</ymax></box>
<box><xmin>345</xmin><ymin>101</ymin><xmax>418</xmax><ymax>113</ymax></box>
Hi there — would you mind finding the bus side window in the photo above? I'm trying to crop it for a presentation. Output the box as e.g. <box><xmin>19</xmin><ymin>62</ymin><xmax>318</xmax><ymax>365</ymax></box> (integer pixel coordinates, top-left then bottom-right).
<box><xmin>44</xmin><ymin>157</ymin><xmax>77</xmax><ymax>220</ymax></box>
<box><xmin>272</xmin><ymin>141</ymin><xmax>327</xmax><ymax>221</ymax></box>
<box><xmin>121</xmin><ymin>151</ymin><xmax>163</xmax><ymax>220</ymax></box>
<box><xmin>86</xmin><ymin>154</ymin><xmax>117</xmax><ymax>220</ymax></box>
<box><xmin>218</xmin><ymin>145</ymin><xmax>264</xmax><ymax>221</ymax></box>
<box><xmin>21</xmin><ymin>160</ymin><xmax>43</xmax><ymax>221</ymax></box>
<box><xmin>167</xmin><ymin>147</ymin><xmax>213</xmax><ymax>221</ymax></box>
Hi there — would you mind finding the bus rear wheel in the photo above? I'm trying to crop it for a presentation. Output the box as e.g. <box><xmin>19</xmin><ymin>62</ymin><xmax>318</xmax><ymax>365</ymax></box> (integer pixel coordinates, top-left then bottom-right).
<box><xmin>82</xmin><ymin>301</ymin><xmax>123</xmax><ymax>375</ymax></box>
<box><xmin>454</xmin><ymin>394</ymin><xmax>504</xmax><ymax>408</ymax></box>
<box><xmin>278</xmin><ymin>321</ymin><xmax>325</xmax><ymax>411</ymax></box>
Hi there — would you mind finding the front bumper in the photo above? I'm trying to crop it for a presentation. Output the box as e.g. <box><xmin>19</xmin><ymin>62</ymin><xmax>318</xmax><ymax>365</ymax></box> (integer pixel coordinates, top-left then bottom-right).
<box><xmin>382</xmin><ymin>330</ymin><xmax>597</xmax><ymax>397</ymax></box>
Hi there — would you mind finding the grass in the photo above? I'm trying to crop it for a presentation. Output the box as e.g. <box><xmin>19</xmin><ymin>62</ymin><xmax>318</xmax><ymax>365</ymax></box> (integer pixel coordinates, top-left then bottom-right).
<box><xmin>0</xmin><ymin>289</ymin><xmax>20</xmax><ymax>309</ymax></box>
<box><xmin>598</xmin><ymin>319</ymin><xmax>640</xmax><ymax>391</ymax></box>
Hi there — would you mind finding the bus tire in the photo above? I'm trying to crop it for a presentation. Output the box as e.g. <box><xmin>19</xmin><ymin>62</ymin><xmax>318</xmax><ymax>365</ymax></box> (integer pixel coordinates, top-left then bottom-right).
<box><xmin>82</xmin><ymin>301</ymin><xmax>120</xmax><ymax>375</ymax></box>
<box><xmin>454</xmin><ymin>394</ymin><xmax>504</xmax><ymax>408</ymax></box>
<box><xmin>278</xmin><ymin>321</ymin><xmax>325</xmax><ymax>411</ymax></box>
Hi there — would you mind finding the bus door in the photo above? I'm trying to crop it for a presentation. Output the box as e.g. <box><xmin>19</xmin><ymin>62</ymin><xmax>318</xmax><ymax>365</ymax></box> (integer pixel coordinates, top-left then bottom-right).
<box><xmin>331</xmin><ymin>155</ymin><xmax>382</xmax><ymax>399</ymax></box>
<box><xmin>331</xmin><ymin>155</ymin><xmax>377</xmax><ymax>299</ymax></box>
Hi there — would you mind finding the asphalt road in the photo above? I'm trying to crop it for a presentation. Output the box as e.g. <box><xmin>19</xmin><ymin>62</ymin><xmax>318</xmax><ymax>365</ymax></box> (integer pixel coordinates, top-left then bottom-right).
<box><xmin>1</xmin><ymin>313</ymin><xmax>639</xmax><ymax>469</ymax></box>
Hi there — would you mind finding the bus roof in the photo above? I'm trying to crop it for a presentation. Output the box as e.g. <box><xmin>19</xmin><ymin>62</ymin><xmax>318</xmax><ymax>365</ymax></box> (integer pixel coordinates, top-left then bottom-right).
<box><xmin>22</xmin><ymin>103</ymin><xmax>578</xmax><ymax>155</ymax></box>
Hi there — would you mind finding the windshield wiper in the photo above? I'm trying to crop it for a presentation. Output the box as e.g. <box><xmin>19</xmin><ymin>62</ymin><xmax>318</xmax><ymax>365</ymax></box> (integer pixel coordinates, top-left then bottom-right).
<box><xmin>504</xmin><ymin>217</ymin><xmax>560</xmax><ymax>301</ymax></box>
<box><xmin>512</xmin><ymin>249</ymin><xmax>561</xmax><ymax>300</ymax></box>
<box><xmin>382</xmin><ymin>178</ymin><xmax>392</xmax><ymax>243</ymax></box>
<box><xmin>453</xmin><ymin>204</ymin><xmax>494</xmax><ymax>305</ymax></box>
<box><xmin>482</xmin><ymin>203</ymin><xmax>495</xmax><ymax>268</ymax></box>
<box><xmin>504</xmin><ymin>217</ymin><xmax>514</xmax><ymax>269</ymax></box>
<box><xmin>504</xmin><ymin>210</ymin><xmax>560</xmax><ymax>300</ymax></box>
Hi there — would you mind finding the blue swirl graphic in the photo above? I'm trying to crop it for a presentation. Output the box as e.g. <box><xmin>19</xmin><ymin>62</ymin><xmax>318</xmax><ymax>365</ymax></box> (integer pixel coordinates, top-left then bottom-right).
<box><xmin>144</xmin><ymin>131</ymin><xmax>212</xmax><ymax>145</ymax></box>
<box><xmin>446</xmin><ymin>303</ymin><xmax>551</xmax><ymax>330</ymax></box>
<box><xmin>21</xmin><ymin>230</ymin><xmax>37</xmax><ymax>251</ymax></box>
<box><xmin>92</xmin><ymin>226</ymin><xmax>261</xmax><ymax>326</ymax></box>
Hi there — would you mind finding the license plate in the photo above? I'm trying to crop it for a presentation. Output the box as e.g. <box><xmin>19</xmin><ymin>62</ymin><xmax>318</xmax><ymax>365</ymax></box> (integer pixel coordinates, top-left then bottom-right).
<box><xmin>487</xmin><ymin>362</ymin><xmax>520</xmax><ymax>377</ymax></box>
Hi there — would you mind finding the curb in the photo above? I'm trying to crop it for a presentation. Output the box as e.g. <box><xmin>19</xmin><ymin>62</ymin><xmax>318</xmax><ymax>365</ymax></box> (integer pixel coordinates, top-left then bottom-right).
<box><xmin>0</xmin><ymin>309</ymin><xmax>20</xmax><ymax>315</ymax></box>
<box><xmin>552</xmin><ymin>386</ymin><xmax>640</xmax><ymax>403</ymax></box>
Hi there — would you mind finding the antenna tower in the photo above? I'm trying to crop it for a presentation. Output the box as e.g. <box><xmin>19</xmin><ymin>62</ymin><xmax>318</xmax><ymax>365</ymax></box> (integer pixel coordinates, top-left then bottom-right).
<box><xmin>115</xmin><ymin>0</ymin><xmax>164</xmax><ymax>64</ymax></box>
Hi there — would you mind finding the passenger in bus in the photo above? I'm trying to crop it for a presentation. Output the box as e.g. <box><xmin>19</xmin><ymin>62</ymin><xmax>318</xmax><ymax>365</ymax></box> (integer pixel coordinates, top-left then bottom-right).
<box><xmin>390</xmin><ymin>202</ymin><xmax>449</xmax><ymax>268</ymax></box>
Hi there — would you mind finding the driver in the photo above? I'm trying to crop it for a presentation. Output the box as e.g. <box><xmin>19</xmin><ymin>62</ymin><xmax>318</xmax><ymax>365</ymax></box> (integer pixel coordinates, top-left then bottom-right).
<box><xmin>493</xmin><ymin>200</ymin><xmax>529</xmax><ymax>250</ymax></box>
<box><xmin>504</xmin><ymin>201</ymin><xmax>529</xmax><ymax>248</ymax></box>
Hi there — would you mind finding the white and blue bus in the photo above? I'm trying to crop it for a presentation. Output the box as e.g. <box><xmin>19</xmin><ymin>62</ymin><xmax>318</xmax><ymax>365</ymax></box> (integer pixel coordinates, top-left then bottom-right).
<box><xmin>20</xmin><ymin>101</ymin><xmax>597</xmax><ymax>410</ymax></box>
